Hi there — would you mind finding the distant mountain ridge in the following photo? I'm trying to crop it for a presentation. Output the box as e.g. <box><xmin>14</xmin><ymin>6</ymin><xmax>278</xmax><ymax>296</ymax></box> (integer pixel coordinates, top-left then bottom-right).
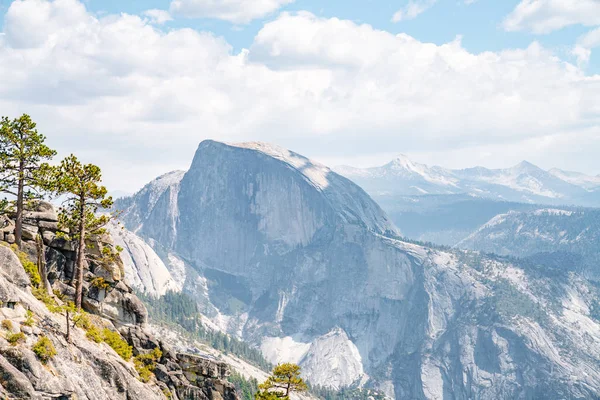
<box><xmin>334</xmin><ymin>156</ymin><xmax>600</xmax><ymax>206</ymax></box>
<box><xmin>115</xmin><ymin>140</ymin><xmax>600</xmax><ymax>399</ymax></box>
<box><xmin>457</xmin><ymin>207</ymin><xmax>600</xmax><ymax>279</ymax></box>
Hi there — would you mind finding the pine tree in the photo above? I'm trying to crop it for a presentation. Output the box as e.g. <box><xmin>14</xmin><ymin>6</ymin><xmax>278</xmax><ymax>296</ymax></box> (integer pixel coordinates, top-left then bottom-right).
<box><xmin>0</xmin><ymin>114</ymin><xmax>56</xmax><ymax>248</ymax></box>
<box><xmin>256</xmin><ymin>363</ymin><xmax>307</xmax><ymax>399</ymax></box>
<box><xmin>48</xmin><ymin>154</ymin><xmax>117</xmax><ymax>310</ymax></box>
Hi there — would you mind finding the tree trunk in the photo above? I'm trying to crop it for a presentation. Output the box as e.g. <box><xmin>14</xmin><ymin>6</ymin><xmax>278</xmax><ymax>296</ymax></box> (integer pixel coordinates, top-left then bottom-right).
<box><xmin>75</xmin><ymin>196</ymin><xmax>86</xmax><ymax>311</ymax></box>
<box><xmin>36</xmin><ymin>234</ymin><xmax>51</xmax><ymax>294</ymax></box>
<box><xmin>66</xmin><ymin>309</ymin><xmax>71</xmax><ymax>343</ymax></box>
<box><xmin>15</xmin><ymin>163</ymin><xmax>24</xmax><ymax>249</ymax></box>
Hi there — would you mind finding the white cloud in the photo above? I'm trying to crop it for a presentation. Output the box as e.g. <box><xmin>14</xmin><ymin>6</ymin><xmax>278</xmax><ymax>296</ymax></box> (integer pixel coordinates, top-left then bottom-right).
<box><xmin>572</xmin><ymin>26</ymin><xmax>600</xmax><ymax>66</ymax></box>
<box><xmin>169</xmin><ymin>0</ymin><xmax>294</xmax><ymax>24</ymax></box>
<box><xmin>503</xmin><ymin>0</ymin><xmax>600</xmax><ymax>34</ymax></box>
<box><xmin>392</xmin><ymin>0</ymin><xmax>436</xmax><ymax>22</ymax></box>
<box><xmin>1</xmin><ymin>2</ymin><xmax>600</xmax><ymax>192</ymax></box>
<box><xmin>143</xmin><ymin>9</ymin><xmax>173</xmax><ymax>25</ymax></box>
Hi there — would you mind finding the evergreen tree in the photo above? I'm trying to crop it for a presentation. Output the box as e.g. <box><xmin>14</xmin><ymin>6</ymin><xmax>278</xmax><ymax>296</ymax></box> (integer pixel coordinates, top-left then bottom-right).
<box><xmin>0</xmin><ymin>114</ymin><xmax>56</xmax><ymax>248</ymax></box>
<box><xmin>48</xmin><ymin>154</ymin><xmax>117</xmax><ymax>309</ymax></box>
<box><xmin>256</xmin><ymin>363</ymin><xmax>307</xmax><ymax>399</ymax></box>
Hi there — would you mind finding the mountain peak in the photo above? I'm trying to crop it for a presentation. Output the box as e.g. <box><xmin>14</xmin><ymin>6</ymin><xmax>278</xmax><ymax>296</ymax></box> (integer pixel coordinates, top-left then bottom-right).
<box><xmin>511</xmin><ymin>160</ymin><xmax>542</xmax><ymax>173</ymax></box>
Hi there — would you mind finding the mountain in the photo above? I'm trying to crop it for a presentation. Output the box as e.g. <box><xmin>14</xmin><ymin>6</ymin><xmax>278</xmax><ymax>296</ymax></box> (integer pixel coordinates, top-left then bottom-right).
<box><xmin>549</xmin><ymin>168</ymin><xmax>600</xmax><ymax>190</ymax></box>
<box><xmin>334</xmin><ymin>157</ymin><xmax>600</xmax><ymax>206</ymax></box>
<box><xmin>116</xmin><ymin>140</ymin><xmax>600</xmax><ymax>398</ymax></box>
<box><xmin>457</xmin><ymin>207</ymin><xmax>600</xmax><ymax>279</ymax></box>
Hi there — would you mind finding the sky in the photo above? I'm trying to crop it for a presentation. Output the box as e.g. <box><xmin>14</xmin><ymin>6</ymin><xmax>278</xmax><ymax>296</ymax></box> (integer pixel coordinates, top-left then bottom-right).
<box><xmin>0</xmin><ymin>0</ymin><xmax>599</xmax><ymax>192</ymax></box>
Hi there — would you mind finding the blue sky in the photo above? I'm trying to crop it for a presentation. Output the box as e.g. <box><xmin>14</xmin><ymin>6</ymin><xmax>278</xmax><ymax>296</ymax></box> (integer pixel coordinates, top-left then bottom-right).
<box><xmin>0</xmin><ymin>0</ymin><xmax>599</xmax><ymax>191</ymax></box>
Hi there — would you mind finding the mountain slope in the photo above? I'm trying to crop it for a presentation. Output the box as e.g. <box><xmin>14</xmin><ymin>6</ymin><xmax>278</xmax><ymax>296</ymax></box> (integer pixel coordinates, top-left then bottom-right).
<box><xmin>117</xmin><ymin>140</ymin><xmax>600</xmax><ymax>399</ymax></box>
<box><xmin>457</xmin><ymin>207</ymin><xmax>600</xmax><ymax>278</ymax></box>
<box><xmin>335</xmin><ymin>157</ymin><xmax>599</xmax><ymax>206</ymax></box>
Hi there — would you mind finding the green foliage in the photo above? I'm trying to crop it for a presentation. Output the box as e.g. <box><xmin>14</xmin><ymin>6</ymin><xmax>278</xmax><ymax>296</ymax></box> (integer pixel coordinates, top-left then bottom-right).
<box><xmin>23</xmin><ymin>310</ymin><xmax>35</xmax><ymax>327</ymax></box>
<box><xmin>229</xmin><ymin>372</ymin><xmax>259</xmax><ymax>400</ymax></box>
<box><xmin>53</xmin><ymin>289</ymin><xmax>67</xmax><ymax>302</ymax></box>
<box><xmin>10</xmin><ymin>245</ymin><xmax>41</xmax><ymax>287</ymax></box>
<box><xmin>487</xmin><ymin>279</ymin><xmax>547</xmax><ymax>322</ymax></box>
<box><xmin>162</xmin><ymin>387</ymin><xmax>173</xmax><ymax>399</ymax></box>
<box><xmin>32</xmin><ymin>336</ymin><xmax>57</xmax><ymax>363</ymax></box>
<box><xmin>86</xmin><ymin>324</ymin><xmax>103</xmax><ymax>343</ymax></box>
<box><xmin>102</xmin><ymin>328</ymin><xmax>132</xmax><ymax>360</ymax></box>
<box><xmin>48</xmin><ymin>154</ymin><xmax>115</xmax><ymax>243</ymax></box>
<box><xmin>6</xmin><ymin>332</ymin><xmax>26</xmax><ymax>346</ymax></box>
<box><xmin>138</xmin><ymin>291</ymin><xmax>272</xmax><ymax>371</ymax></box>
<box><xmin>255</xmin><ymin>391</ymin><xmax>285</xmax><ymax>400</ymax></box>
<box><xmin>73</xmin><ymin>311</ymin><xmax>92</xmax><ymax>330</ymax></box>
<box><xmin>309</xmin><ymin>385</ymin><xmax>388</xmax><ymax>400</ymax></box>
<box><xmin>257</xmin><ymin>363</ymin><xmax>307</xmax><ymax>399</ymax></box>
<box><xmin>133</xmin><ymin>347</ymin><xmax>163</xmax><ymax>383</ymax></box>
<box><xmin>47</xmin><ymin>154</ymin><xmax>118</xmax><ymax>309</ymax></box>
<box><xmin>71</xmin><ymin>310</ymin><xmax>105</xmax><ymax>343</ymax></box>
<box><xmin>90</xmin><ymin>277</ymin><xmax>110</xmax><ymax>290</ymax></box>
<box><xmin>0</xmin><ymin>114</ymin><xmax>57</xmax><ymax>247</ymax></box>
<box><xmin>32</xmin><ymin>287</ymin><xmax>61</xmax><ymax>313</ymax></box>
<box><xmin>1</xmin><ymin>319</ymin><xmax>12</xmax><ymax>331</ymax></box>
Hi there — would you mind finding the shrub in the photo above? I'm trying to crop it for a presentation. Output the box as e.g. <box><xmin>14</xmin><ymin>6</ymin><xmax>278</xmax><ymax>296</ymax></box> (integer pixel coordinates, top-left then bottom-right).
<box><xmin>73</xmin><ymin>312</ymin><xmax>92</xmax><ymax>330</ymax></box>
<box><xmin>86</xmin><ymin>325</ymin><xmax>103</xmax><ymax>343</ymax></box>
<box><xmin>11</xmin><ymin>246</ymin><xmax>41</xmax><ymax>288</ymax></box>
<box><xmin>90</xmin><ymin>277</ymin><xmax>110</xmax><ymax>290</ymax></box>
<box><xmin>102</xmin><ymin>329</ymin><xmax>132</xmax><ymax>360</ymax></box>
<box><xmin>23</xmin><ymin>310</ymin><xmax>34</xmax><ymax>327</ymax></box>
<box><xmin>32</xmin><ymin>336</ymin><xmax>57</xmax><ymax>364</ymax></box>
<box><xmin>134</xmin><ymin>347</ymin><xmax>162</xmax><ymax>382</ymax></box>
<box><xmin>53</xmin><ymin>289</ymin><xmax>67</xmax><ymax>302</ymax></box>
<box><xmin>1</xmin><ymin>319</ymin><xmax>13</xmax><ymax>331</ymax></box>
<box><xmin>6</xmin><ymin>332</ymin><xmax>25</xmax><ymax>346</ymax></box>
<box><xmin>32</xmin><ymin>287</ymin><xmax>61</xmax><ymax>313</ymax></box>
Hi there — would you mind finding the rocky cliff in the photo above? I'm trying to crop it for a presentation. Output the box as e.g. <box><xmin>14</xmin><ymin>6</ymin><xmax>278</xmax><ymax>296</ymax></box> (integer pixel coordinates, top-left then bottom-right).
<box><xmin>0</xmin><ymin>201</ymin><xmax>239</xmax><ymax>400</ymax></box>
<box><xmin>117</xmin><ymin>140</ymin><xmax>600</xmax><ymax>399</ymax></box>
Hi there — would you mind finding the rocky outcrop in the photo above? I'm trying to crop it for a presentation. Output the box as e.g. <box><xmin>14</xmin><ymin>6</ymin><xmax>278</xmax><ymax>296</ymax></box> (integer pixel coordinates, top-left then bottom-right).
<box><xmin>0</xmin><ymin>203</ymin><xmax>240</xmax><ymax>400</ymax></box>
<box><xmin>119</xmin><ymin>140</ymin><xmax>600</xmax><ymax>399</ymax></box>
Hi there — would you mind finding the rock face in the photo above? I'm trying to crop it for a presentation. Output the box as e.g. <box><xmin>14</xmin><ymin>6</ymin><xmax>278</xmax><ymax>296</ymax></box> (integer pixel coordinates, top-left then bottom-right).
<box><xmin>118</xmin><ymin>140</ymin><xmax>600</xmax><ymax>399</ymax></box>
<box><xmin>108</xmin><ymin>222</ymin><xmax>184</xmax><ymax>296</ymax></box>
<box><xmin>0</xmin><ymin>203</ymin><xmax>240</xmax><ymax>400</ymax></box>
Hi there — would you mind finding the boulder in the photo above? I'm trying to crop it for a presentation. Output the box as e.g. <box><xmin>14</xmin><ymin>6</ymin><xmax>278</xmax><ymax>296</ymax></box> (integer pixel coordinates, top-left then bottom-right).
<box><xmin>0</xmin><ymin>215</ymin><xmax>15</xmax><ymax>233</ymax></box>
<box><xmin>122</xmin><ymin>326</ymin><xmax>161</xmax><ymax>355</ymax></box>
<box><xmin>21</xmin><ymin>225</ymin><xmax>38</xmax><ymax>241</ymax></box>
<box><xmin>42</xmin><ymin>230</ymin><xmax>55</xmax><ymax>246</ymax></box>
<box><xmin>100</xmin><ymin>284</ymin><xmax>148</xmax><ymax>327</ymax></box>
<box><xmin>48</xmin><ymin>237</ymin><xmax>75</xmax><ymax>253</ymax></box>
<box><xmin>177</xmin><ymin>354</ymin><xmax>230</xmax><ymax>380</ymax></box>
<box><xmin>0</xmin><ymin>245</ymin><xmax>30</xmax><ymax>288</ymax></box>
<box><xmin>32</xmin><ymin>200</ymin><xmax>55</xmax><ymax>214</ymax></box>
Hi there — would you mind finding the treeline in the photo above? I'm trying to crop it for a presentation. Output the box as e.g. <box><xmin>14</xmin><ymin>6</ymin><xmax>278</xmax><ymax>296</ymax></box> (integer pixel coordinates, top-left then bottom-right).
<box><xmin>138</xmin><ymin>290</ymin><xmax>273</xmax><ymax>371</ymax></box>
<box><xmin>228</xmin><ymin>371</ymin><xmax>259</xmax><ymax>400</ymax></box>
<box><xmin>0</xmin><ymin>114</ymin><xmax>119</xmax><ymax>310</ymax></box>
<box><xmin>309</xmin><ymin>385</ymin><xmax>388</xmax><ymax>400</ymax></box>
